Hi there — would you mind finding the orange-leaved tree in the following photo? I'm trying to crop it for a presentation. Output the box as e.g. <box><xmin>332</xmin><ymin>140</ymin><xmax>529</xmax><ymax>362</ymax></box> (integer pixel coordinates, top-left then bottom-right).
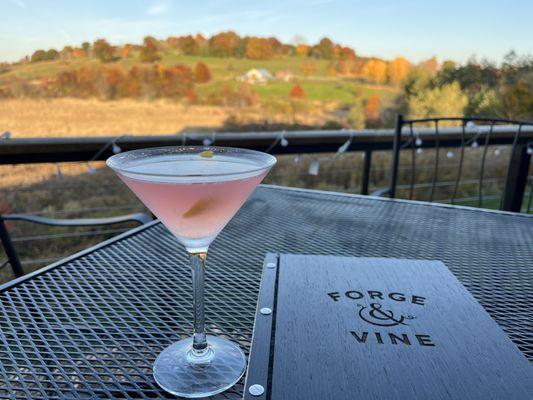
<box><xmin>93</xmin><ymin>39</ymin><xmax>115</xmax><ymax>63</ymax></box>
<box><xmin>419</xmin><ymin>56</ymin><xmax>439</xmax><ymax>75</ymax></box>
<box><xmin>245</xmin><ymin>37</ymin><xmax>274</xmax><ymax>60</ymax></box>
<box><xmin>364</xmin><ymin>95</ymin><xmax>381</xmax><ymax>127</ymax></box>
<box><xmin>290</xmin><ymin>83</ymin><xmax>306</xmax><ymax>98</ymax></box>
<box><xmin>362</xmin><ymin>59</ymin><xmax>388</xmax><ymax>83</ymax></box>
<box><xmin>139</xmin><ymin>36</ymin><xmax>160</xmax><ymax>62</ymax></box>
<box><xmin>209</xmin><ymin>31</ymin><xmax>241</xmax><ymax>57</ymax></box>
<box><xmin>387</xmin><ymin>56</ymin><xmax>411</xmax><ymax>84</ymax></box>
<box><xmin>194</xmin><ymin>62</ymin><xmax>211</xmax><ymax>83</ymax></box>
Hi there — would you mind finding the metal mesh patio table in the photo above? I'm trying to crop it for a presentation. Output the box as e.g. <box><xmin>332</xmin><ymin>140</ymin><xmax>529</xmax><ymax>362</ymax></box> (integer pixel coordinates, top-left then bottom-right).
<box><xmin>1</xmin><ymin>185</ymin><xmax>532</xmax><ymax>399</ymax></box>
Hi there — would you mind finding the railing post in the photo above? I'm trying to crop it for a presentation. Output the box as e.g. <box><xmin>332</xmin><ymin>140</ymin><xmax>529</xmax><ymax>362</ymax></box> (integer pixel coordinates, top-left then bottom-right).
<box><xmin>389</xmin><ymin>114</ymin><xmax>403</xmax><ymax>198</ymax></box>
<box><xmin>0</xmin><ymin>217</ymin><xmax>24</xmax><ymax>277</ymax></box>
<box><xmin>361</xmin><ymin>150</ymin><xmax>372</xmax><ymax>195</ymax></box>
<box><xmin>502</xmin><ymin>144</ymin><xmax>531</xmax><ymax>212</ymax></box>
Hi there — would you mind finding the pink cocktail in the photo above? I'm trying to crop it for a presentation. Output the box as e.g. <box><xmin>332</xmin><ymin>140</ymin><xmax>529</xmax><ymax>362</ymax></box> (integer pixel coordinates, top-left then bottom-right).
<box><xmin>120</xmin><ymin>161</ymin><xmax>266</xmax><ymax>253</ymax></box>
<box><xmin>107</xmin><ymin>146</ymin><xmax>276</xmax><ymax>398</ymax></box>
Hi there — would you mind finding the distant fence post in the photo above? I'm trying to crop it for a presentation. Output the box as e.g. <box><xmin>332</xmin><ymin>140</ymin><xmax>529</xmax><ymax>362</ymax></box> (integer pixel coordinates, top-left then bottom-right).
<box><xmin>389</xmin><ymin>114</ymin><xmax>403</xmax><ymax>198</ymax></box>
<box><xmin>502</xmin><ymin>144</ymin><xmax>531</xmax><ymax>212</ymax></box>
<box><xmin>361</xmin><ymin>150</ymin><xmax>372</xmax><ymax>195</ymax></box>
<box><xmin>0</xmin><ymin>218</ymin><xmax>24</xmax><ymax>278</ymax></box>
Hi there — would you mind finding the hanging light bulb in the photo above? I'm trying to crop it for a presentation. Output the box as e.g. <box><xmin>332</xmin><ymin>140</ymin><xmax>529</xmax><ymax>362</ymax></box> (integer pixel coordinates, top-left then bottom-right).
<box><xmin>446</xmin><ymin>151</ymin><xmax>454</xmax><ymax>158</ymax></box>
<box><xmin>280</xmin><ymin>131</ymin><xmax>288</xmax><ymax>147</ymax></box>
<box><xmin>202</xmin><ymin>138</ymin><xmax>212</xmax><ymax>146</ymax></box>
<box><xmin>471</xmin><ymin>140</ymin><xmax>479</xmax><ymax>149</ymax></box>
<box><xmin>308</xmin><ymin>159</ymin><xmax>319</xmax><ymax>176</ymax></box>
<box><xmin>336</xmin><ymin>139</ymin><xmax>350</xmax><ymax>154</ymax></box>
<box><xmin>415</xmin><ymin>137</ymin><xmax>423</xmax><ymax>147</ymax></box>
<box><xmin>112</xmin><ymin>143</ymin><xmax>122</xmax><ymax>154</ymax></box>
<box><xmin>494</xmin><ymin>148</ymin><xmax>501</xmax><ymax>157</ymax></box>
<box><xmin>466</xmin><ymin>121</ymin><xmax>475</xmax><ymax>128</ymax></box>
<box><xmin>527</xmin><ymin>145</ymin><xmax>533</xmax><ymax>155</ymax></box>
<box><xmin>55</xmin><ymin>163</ymin><xmax>63</xmax><ymax>178</ymax></box>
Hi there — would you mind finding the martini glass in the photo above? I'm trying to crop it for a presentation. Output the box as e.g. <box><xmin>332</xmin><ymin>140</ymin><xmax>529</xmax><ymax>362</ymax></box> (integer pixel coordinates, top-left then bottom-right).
<box><xmin>107</xmin><ymin>146</ymin><xmax>276</xmax><ymax>398</ymax></box>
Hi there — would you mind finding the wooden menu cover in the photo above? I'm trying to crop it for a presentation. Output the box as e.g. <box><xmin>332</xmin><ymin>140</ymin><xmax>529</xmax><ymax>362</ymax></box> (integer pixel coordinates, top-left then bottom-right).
<box><xmin>243</xmin><ymin>254</ymin><xmax>533</xmax><ymax>399</ymax></box>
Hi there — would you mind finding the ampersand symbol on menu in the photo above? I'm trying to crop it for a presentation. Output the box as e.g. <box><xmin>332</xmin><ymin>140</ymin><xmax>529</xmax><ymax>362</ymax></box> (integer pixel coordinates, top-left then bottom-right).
<box><xmin>357</xmin><ymin>302</ymin><xmax>415</xmax><ymax>327</ymax></box>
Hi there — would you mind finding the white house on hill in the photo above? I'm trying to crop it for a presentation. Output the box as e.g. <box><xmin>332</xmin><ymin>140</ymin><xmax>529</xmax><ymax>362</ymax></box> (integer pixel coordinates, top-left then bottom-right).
<box><xmin>237</xmin><ymin>68</ymin><xmax>272</xmax><ymax>84</ymax></box>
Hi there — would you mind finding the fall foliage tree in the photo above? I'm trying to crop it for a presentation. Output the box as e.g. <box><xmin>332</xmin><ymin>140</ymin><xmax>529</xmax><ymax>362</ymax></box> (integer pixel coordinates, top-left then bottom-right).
<box><xmin>316</xmin><ymin>37</ymin><xmax>334</xmax><ymax>59</ymax></box>
<box><xmin>195</xmin><ymin>34</ymin><xmax>208</xmax><ymax>48</ymax></box>
<box><xmin>338</xmin><ymin>46</ymin><xmax>356</xmax><ymax>61</ymax></box>
<box><xmin>290</xmin><ymin>83</ymin><xmax>306</xmax><ymax>98</ymax></box>
<box><xmin>209</xmin><ymin>31</ymin><xmax>240</xmax><ymax>57</ymax></box>
<box><xmin>178</xmin><ymin>35</ymin><xmax>198</xmax><ymax>55</ymax></box>
<box><xmin>419</xmin><ymin>56</ymin><xmax>439</xmax><ymax>75</ymax></box>
<box><xmin>60</xmin><ymin>46</ymin><xmax>73</xmax><ymax>60</ymax></box>
<box><xmin>296</xmin><ymin>44</ymin><xmax>310</xmax><ymax>57</ymax></box>
<box><xmin>408</xmin><ymin>81</ymin><xmax>468</xmax><ymax>119</ymax></box>
<box><xmin>81</xmin><ymin>42</ymin><xmax>91</xmax><ymax>53</ymax></box>
<box><xmin>93</xmin><ymin>39</ymin><xmax>115</xmax><ymax>63</ymax></box>
<box><xmin>30</xmin><ymin>49</ymin><xmax>60</xmax><ymax>62</ymax></box>
<box><xmin>72</xmin><ymin>48</ymin><xmax>87</xmax><ymax>58</ymax></box>
<box><xmin>30</xmin><ymin>50</ymin><xmax>46</xmax><ymax>62</ymax></box>
<box><xmin>362</xmin><ymin>59</ymin><xmax>388</xmax><ymax>83</ymax></box>
<box><xmin>139</xmin><ymin>36</ymin><xmax>160</xmax><ymax>62</ymax></box>
<box><xmin>120</xmin><ymin>44</ymin><xmax>136</xmax><ymax>58</ymax></box>
<box><xmin>194</xmin><ymin>62</ymin><xmax>211</xmax><ymax>83</ymax></box>
<box><xmin>387</xmin><ymin>57</ymin><xmax>411</xmax><ymax>84</ymax></box>
<box><xmin>245</xmin><ymin>37</ymin><xmax>274</xmax><ymax>60</ymax></box>
<box><xmin>364</xmin><ymin>95</ymin><xmax>381</xmax><ymax>127</ymax></box>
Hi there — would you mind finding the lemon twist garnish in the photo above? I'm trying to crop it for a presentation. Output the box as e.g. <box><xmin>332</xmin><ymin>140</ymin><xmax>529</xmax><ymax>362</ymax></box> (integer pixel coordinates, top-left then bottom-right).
<box><xmin>182</xmin><ymin>198</ymin><xmax>214</xmax><ymax>218</ymax></box>
<box><xmin>200</xmin><ymin>150</ymin><xmax>214</xmax><ymax>158</ymax></box>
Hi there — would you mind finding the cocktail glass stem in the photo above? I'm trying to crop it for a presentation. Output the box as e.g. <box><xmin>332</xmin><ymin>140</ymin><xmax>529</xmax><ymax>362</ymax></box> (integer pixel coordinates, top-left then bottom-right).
<box><xmin>190</xmin><ymin>252</ymin><xmax>209</xmax><ymax>358</ymax></box>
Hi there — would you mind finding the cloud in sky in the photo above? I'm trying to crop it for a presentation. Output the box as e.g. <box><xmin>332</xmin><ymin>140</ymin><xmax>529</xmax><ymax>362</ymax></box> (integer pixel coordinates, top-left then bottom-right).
<box><xmin>9</xmin><ymin>0</ymin><xmax>27</xmax><ymax>9</ymax></box>
<box><xmin>146</xmin><ymin>1</ymin><xmax>167</xmax><ymax>16</ymax></box>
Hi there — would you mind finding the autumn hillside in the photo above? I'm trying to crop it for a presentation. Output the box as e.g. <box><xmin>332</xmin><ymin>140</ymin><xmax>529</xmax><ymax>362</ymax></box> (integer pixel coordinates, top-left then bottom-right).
<box><xmin>1</xmin><ymin>32</ymin><xmax>532</xmax><ymax>133</ymax></box>
<box><xmin>0</xmin><ymin>33</ymin><xmax>437</xmax><ymax>132</ymax></box>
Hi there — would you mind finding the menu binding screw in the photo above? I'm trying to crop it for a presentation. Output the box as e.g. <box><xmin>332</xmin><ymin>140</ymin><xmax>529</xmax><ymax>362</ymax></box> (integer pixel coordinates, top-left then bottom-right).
<box><xmin>249</xmin><ymin>384</ymin><xmax>265</xmax><ymax>396</ymax></box>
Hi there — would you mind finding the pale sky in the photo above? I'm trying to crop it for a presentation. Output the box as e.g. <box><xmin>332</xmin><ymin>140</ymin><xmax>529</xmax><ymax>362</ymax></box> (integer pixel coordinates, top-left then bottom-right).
<box><xmin>1</xmin><ymin>0</ymin><xmax>532</xmax><ymax>63</ymax></box>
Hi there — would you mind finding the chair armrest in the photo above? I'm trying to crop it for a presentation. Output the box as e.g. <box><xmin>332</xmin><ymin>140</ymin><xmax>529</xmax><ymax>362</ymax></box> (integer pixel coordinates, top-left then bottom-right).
<box><xmin>1</xmin><ymin>213</ymin><xmax>153</xmax><ymax>227</ymax></box>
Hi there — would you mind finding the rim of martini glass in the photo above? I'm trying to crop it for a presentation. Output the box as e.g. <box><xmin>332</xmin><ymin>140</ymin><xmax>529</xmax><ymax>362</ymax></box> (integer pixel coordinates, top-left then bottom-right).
<box><xmin>106</xmin><ymin>146</ymin><xmax>277</xmax><ymax>180</ymax></box>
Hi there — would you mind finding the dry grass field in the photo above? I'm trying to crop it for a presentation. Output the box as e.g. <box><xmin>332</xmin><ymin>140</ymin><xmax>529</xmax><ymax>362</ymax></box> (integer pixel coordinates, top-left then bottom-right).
<box><xmin>0</xmin><ymin>98</ymin><xmax>237</xmax><ymax>137</ymax></box>
<box><xmin>0</xmin><ymin>98</ymin><xmax>335</xmax><ymax>138</ymax></box>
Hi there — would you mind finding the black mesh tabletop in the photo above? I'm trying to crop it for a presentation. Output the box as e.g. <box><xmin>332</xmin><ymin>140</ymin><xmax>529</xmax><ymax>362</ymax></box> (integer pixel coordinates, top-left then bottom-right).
<box><xmin>1</xmin><ymin>185</ymin><xmax>532</xmax><ymax>399</ymax></box>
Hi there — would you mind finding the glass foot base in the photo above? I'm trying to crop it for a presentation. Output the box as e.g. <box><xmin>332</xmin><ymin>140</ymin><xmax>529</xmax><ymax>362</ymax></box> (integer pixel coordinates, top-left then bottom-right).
<box><xmin>153</xmin><ymin>335</ymin><xmax>246</xmax><ymax>398</ymax></box>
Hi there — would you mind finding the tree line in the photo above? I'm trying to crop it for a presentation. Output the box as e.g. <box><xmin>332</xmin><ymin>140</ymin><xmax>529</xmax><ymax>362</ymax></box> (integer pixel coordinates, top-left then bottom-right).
<box><xmin>1</xmin><ymin>62</ymin><xmax>211</xmax><ymax>100</ymax></box>
<box><xmin>20</xmin><ymin>32</ymin><xmax>440</xmax><ymax>86</ymax></box>
<box><xmin>350</xmin><ymin>52</ymin><xmax>533</xmax><ymax>127</ymax></box>
<box><xmin>26</xmin><ymin>33</ymin><xmax>358</xmax><ymax>63</ymax></box>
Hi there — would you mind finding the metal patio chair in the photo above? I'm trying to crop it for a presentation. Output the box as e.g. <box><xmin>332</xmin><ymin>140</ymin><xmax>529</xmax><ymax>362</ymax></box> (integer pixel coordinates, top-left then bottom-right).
<box><xmin>0</xmin><ymin>212</ymin><xmax>152</xmax><ymax>278</ymax></box>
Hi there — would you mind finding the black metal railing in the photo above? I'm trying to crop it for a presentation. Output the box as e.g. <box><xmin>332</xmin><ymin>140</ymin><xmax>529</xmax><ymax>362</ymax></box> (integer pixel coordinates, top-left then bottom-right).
<box><xmin>1</xmin><ymin>117</ymin><xmax>533</xmax><ymax>280</ymax></box>
<box><xmin>1</xmin><ymin>125</ymin><xmax>532</xmax><ymax>199</ymax></box>
<box><xmin>385</xmin><ymin>115</ymin><xmax>533</xmax><ymax>212</ymax></box>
